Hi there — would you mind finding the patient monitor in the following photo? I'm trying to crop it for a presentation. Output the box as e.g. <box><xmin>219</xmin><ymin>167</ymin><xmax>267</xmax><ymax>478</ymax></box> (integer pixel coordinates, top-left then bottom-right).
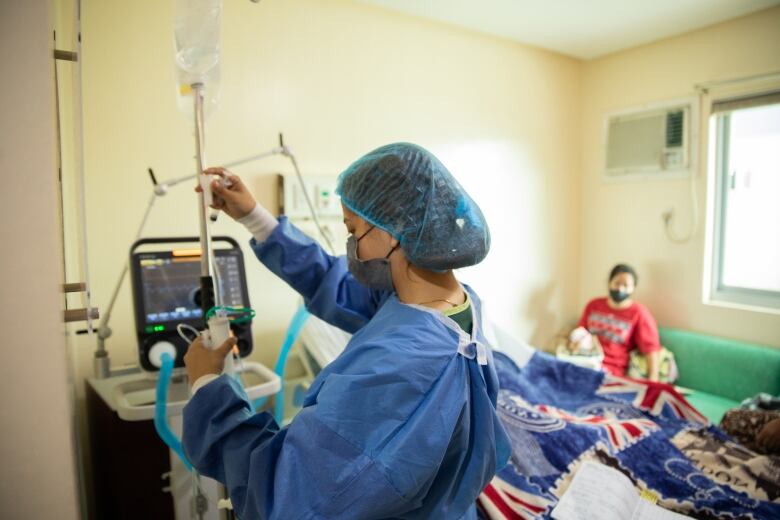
<box><xmin>130</xmin><ymin>236</ymin><xmax>253</xmax><ymax>372</ymax></box>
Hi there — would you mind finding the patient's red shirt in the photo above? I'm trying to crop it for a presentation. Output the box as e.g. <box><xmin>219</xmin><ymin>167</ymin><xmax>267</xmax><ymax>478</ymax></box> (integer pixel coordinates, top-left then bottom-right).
<box><xmin>577</xmin><ymin>297</ymin><xmax>661</xmax><ymax>376</ymax></box>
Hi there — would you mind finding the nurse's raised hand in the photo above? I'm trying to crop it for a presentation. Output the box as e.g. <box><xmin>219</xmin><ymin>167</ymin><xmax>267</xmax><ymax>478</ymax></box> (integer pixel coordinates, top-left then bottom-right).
<box><xmin>196</xmin><ymin>167</ymin><xmax>257</xmax><ymax>220</ymax></box>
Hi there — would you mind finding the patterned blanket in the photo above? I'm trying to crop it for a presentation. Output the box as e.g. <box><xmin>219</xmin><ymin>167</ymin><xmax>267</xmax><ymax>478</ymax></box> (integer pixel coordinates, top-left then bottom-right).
<box><xmin>478</xmin><ymin>351</ymin><xmax>780</xmax><ymax>519</ymax></box>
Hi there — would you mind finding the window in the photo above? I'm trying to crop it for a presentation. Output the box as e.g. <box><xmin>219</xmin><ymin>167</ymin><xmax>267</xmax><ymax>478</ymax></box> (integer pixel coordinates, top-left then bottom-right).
<box><xmin>709</xmin><ymin>91</ymin><xmax>780</xmax><ymax>311</ymax></box>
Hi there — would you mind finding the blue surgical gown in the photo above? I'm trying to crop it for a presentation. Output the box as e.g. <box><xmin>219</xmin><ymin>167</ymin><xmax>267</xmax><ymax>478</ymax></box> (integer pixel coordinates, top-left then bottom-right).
<box><xmin>183</xmin><ymin>217</ymin><xmax>511</xmax><ymax>519</ymax></box>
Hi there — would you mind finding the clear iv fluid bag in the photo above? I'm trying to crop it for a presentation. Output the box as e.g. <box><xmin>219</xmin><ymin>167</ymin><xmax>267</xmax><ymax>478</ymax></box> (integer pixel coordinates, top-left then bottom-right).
<box><xmin>173</xmin><ymin>0</ymin><xmax>222</xmax><ymax>117</ymax></box>
<box><xmin>174</xmin><ymin>0</ymin><xmax>221</xmax><ymax>79</ymax></box>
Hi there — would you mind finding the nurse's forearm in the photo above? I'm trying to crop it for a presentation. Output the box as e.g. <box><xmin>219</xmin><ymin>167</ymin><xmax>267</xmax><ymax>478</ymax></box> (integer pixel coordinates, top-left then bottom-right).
<box><xmin>645</xmin><ymin>351</ymin><xmax>660</xmax><ymax>382</ymax></box>
<box><xmin>237</xmin><ymin>202</ymin><xmax>278</xmax><ymax>242</ymax></box>
<box><xmin>251</xmin><ymin>217</ymin><xmax>378</xmax><ymax>333</ymax></box>
<box><xmin>182</xmin><ymin>376</ymin><xmax>280</xmax><ymax>483</ymax></box>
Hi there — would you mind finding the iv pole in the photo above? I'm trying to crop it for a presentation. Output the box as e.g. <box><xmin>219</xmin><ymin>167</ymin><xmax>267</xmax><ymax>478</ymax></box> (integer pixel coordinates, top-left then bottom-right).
<box><xmin>193</xmin><ymin>83</ymin><xmax>220</xmax><ymax>318</ymax></box>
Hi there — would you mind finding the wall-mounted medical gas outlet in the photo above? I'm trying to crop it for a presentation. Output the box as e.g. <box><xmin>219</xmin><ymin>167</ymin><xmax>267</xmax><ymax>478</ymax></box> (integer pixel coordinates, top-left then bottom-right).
<box><xmin>277</xmin><ymin>173</ymin><xmax>342</xmax><ymax>220</ymax></box>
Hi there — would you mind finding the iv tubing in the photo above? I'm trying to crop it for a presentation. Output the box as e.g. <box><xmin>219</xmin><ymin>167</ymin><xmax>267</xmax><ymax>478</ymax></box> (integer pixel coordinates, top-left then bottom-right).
<box><xmin>193</xmin><ymin>83</ymin><xmax>220</xmax><ymax>305</ymax></box>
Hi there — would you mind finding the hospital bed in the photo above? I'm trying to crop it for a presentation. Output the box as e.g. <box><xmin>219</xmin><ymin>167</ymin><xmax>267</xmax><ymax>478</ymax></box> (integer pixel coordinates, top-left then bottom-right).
<box><xmin>296</xmin><ymin>316</ymin><xmax>780</xmax><ymax>519</ymax></box>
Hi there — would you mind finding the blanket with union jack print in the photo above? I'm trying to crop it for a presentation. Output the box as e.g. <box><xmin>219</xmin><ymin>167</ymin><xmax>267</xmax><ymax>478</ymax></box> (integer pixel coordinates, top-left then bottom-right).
<box><xmin>478</xmin><ymin>351</ymin><xmax>780</xmax><ymax>520</ymax></box>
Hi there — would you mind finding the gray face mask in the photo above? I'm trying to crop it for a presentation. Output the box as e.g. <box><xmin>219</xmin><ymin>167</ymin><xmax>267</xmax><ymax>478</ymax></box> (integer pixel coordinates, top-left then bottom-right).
<box><xmin>346</xmin><ymin>227</ymin><xmax>398</xmax><ymax>292</ymax></box>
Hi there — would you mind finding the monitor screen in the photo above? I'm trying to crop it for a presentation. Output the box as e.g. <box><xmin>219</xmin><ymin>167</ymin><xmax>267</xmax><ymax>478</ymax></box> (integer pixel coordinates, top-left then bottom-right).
<box><xmin>136</xmin><ymin>251</ymin><xmax>247</xmax><ymax>325</ymax></box>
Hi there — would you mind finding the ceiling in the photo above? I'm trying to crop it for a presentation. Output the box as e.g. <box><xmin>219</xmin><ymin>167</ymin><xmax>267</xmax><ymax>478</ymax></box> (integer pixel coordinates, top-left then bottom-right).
<box><xmin>357</xmin><ymin>0</ymin><xmax>780</xmax><ymax>59</ymax></box>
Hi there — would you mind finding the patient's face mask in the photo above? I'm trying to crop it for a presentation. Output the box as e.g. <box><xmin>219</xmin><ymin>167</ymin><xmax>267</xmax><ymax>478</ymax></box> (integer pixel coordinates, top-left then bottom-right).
<box><xmin>608</xmin><ymin>272</ymin><xmax>635</xmax><ymax>304</ymax></box>
<box><xmin>346</xmin><ymin>226</ymin><xmax>398</xmax><ymax>292</ymax></box>
<box><xmin>609</xmin><ymin>289</ymin><xmax>631</xmax><ymax>303</ymax></box>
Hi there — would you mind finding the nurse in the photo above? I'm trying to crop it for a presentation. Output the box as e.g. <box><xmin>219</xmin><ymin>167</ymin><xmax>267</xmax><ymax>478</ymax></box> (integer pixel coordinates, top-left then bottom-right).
<box><xmin>182</xmin><ymin>142</ymin><xmax>511</xmax><ymax>519</ymax></box>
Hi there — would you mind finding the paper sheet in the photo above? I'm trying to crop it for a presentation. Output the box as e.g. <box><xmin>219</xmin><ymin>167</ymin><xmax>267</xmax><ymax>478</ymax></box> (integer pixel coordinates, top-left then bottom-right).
<box><xmin>551</xmin><ymin>461</ymin><xmax>690</xmax><ymax>520</ymax></box>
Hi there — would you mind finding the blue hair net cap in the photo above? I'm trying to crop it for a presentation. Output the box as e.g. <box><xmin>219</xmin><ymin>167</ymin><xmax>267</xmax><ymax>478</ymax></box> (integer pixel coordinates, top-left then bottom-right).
<box><xmin>335</xmin><ymin>142</ymin><xmax>490</xmax><ymax>271</ymax></box>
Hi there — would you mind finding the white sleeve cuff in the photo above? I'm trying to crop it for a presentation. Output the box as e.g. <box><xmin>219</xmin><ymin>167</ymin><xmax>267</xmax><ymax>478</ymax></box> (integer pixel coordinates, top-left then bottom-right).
<box><xmin>237</xmin><ymin>203</ymin><xmax>278</xmax><ymax>243</ymax></box>
<box><xmin>191</xmin><ymin>373</ymin><xmax>221</xmax><ymax>395</ymax></box>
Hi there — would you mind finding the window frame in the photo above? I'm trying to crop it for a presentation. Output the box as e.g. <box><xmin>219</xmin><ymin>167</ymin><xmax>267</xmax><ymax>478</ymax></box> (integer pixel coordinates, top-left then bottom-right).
<box><xmin>707</xmin><ymin>93</ymin><xmax>780</xmax><ymax>312</ymax></box>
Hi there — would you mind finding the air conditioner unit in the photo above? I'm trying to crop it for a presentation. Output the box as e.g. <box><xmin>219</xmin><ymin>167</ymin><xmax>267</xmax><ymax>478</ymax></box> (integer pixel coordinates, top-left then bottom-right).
<box><xmin>604</xmin><ymin>97</ymin><xmax>698</xmax><ymax>179</ymax></box>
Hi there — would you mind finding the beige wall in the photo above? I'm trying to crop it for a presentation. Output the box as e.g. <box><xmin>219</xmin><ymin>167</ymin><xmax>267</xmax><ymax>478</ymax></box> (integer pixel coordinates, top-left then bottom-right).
<box><xmin>74</xmin><ymin>0</ymin><xmax>582</xmax><ymax>390</ymax></box>
<box><xmin>0</xmin><ymin>1</ymin><xmax>81</xmax><ymax>518</ymax></box>
<box><xmin>3</xmin><ymin>0</ymin><xmax>777</xmax><ymax>516</ymax></box>
<box><xmin>579</xmin><ymin>6</ymin><xmax>780</xmax><ymax>347</ymax></box>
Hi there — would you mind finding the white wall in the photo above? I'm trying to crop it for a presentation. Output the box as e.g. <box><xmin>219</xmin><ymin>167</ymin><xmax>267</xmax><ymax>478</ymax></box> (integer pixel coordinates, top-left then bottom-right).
<box><xmin>579</xmin><ymin>6</ymin><xmax>780</xmax><ymax>347</ymax></box>
<box><xmin>0</xmin><ymin>1</ymin><xmax>81</xmax><ymax>518</ymax></box>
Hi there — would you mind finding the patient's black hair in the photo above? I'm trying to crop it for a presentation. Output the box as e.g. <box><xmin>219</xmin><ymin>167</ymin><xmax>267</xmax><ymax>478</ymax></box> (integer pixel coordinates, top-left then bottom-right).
<box><xmin>609</xmin><ymin>264</ymin><xmax>638</xmax><ymax>285</ymax></box>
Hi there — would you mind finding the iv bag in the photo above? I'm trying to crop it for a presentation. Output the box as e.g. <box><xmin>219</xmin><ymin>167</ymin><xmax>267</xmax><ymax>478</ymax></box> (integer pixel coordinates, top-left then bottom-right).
<box><xmin>173</xmin><ymin>0</ymin><xmax>222</xmax><ymax>117</ymax></box>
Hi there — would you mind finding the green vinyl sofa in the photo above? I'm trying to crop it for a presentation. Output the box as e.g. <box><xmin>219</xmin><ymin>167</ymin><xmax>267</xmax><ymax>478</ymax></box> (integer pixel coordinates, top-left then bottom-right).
<box><xmin>659</xmin><ymin>327</ymin><xmax>780</xmax><ymax>424</ymax></box>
